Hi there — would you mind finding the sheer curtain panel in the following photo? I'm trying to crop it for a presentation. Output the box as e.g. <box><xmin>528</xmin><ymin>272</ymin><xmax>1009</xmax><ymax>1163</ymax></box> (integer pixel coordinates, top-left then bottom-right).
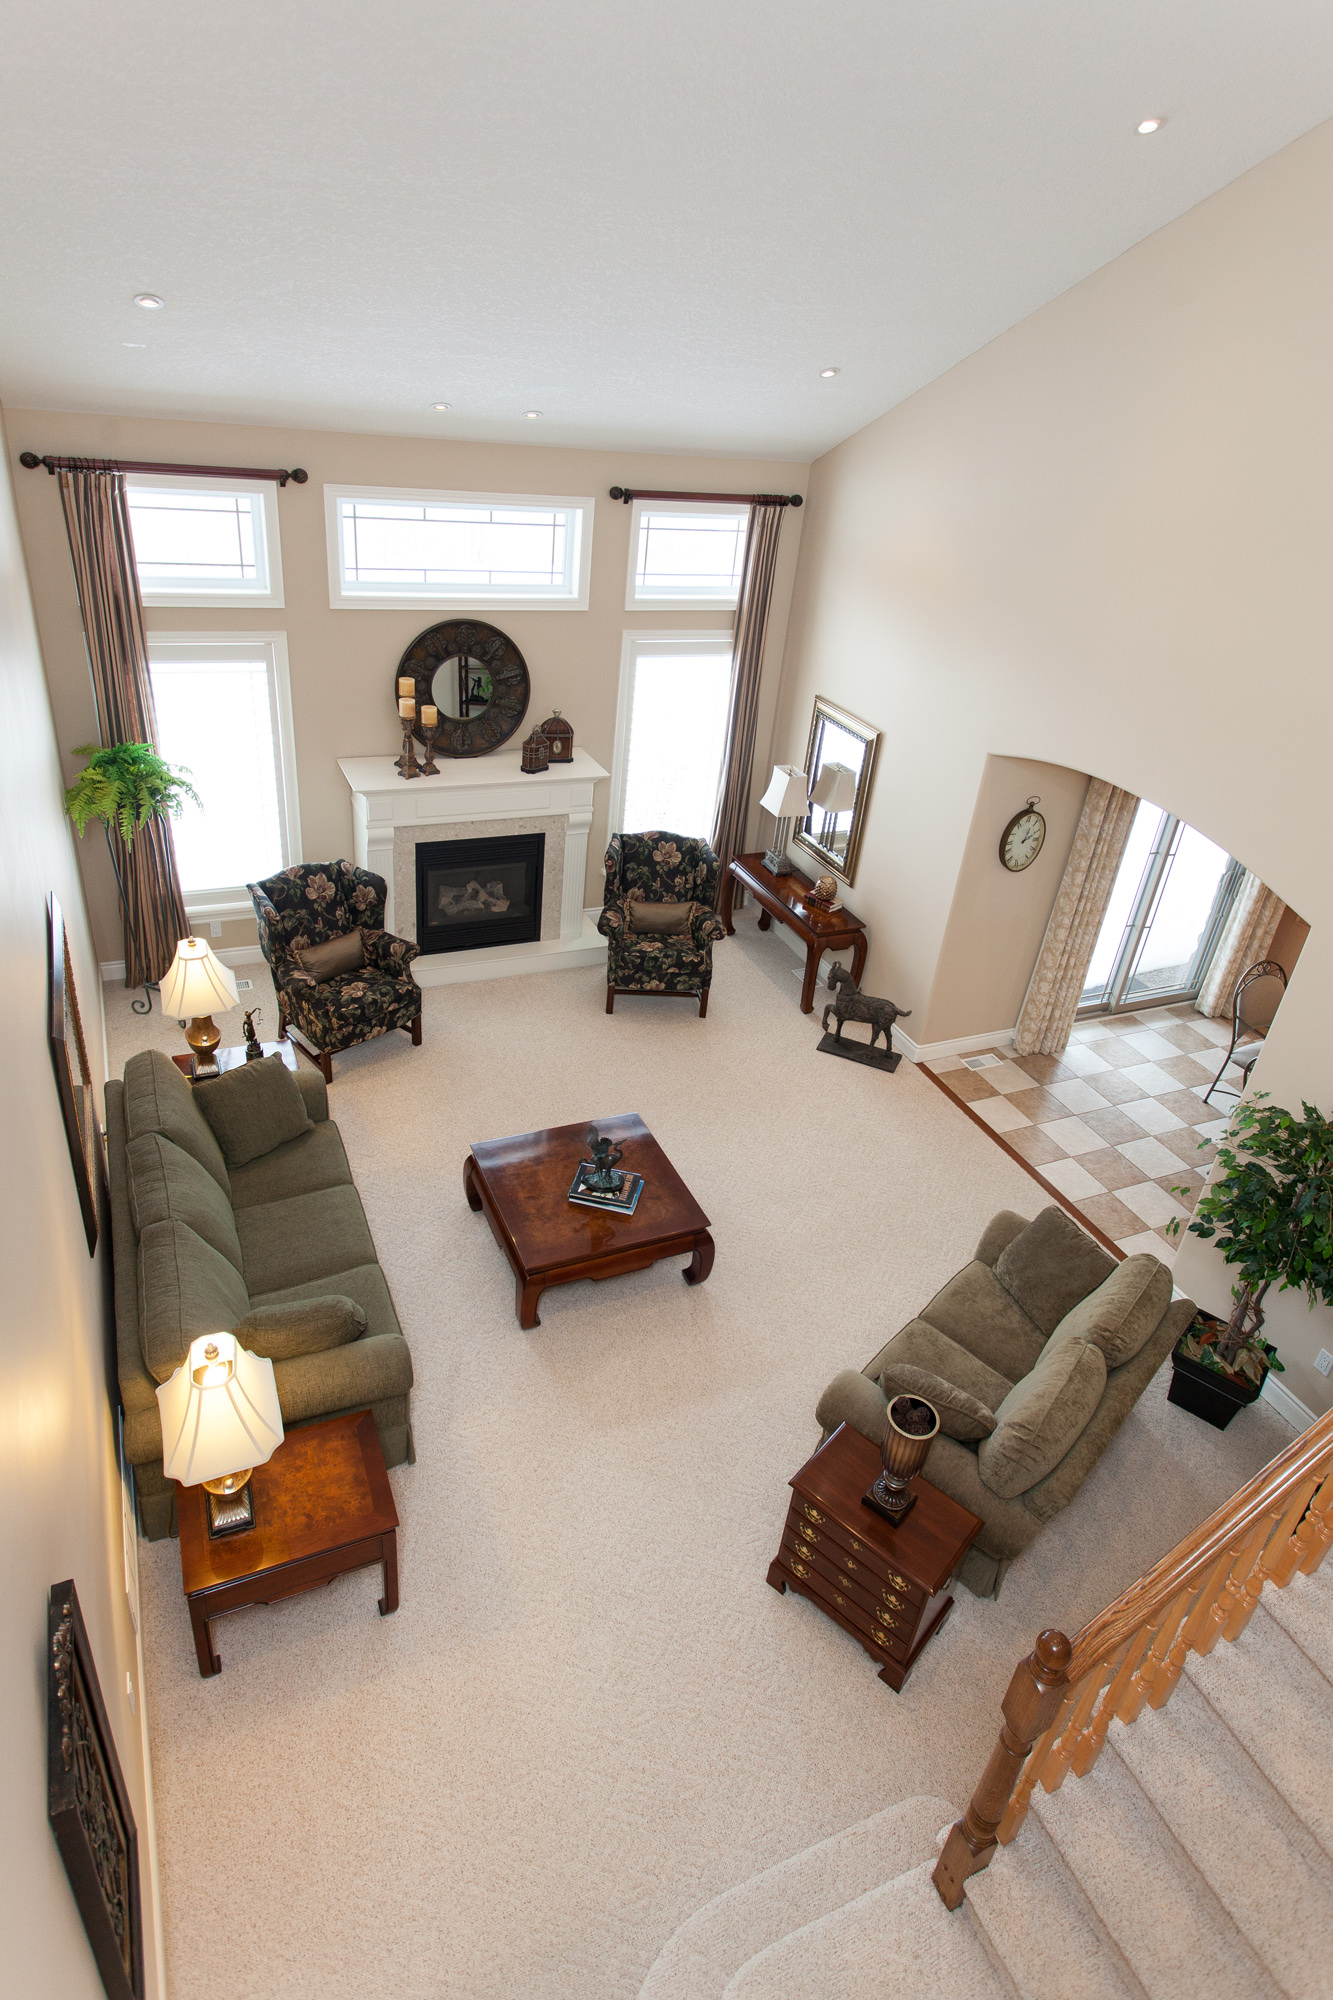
<box><xmin>1012</xmin><ymin>779</ymin><xmax>1140</xmax><ymax>1056</ymax></box>
<box><xmin>1195</xmin><ymin>871</ymin><xmax>1286</xmax><ymax>1018</ymax></box>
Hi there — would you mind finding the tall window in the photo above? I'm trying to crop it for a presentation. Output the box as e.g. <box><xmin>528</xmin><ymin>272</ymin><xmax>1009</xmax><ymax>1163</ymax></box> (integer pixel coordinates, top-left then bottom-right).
<box><xmin>127</xmin><ymin>477</ymin><xmax>283</xmax><ymax>606</ymax></box>
<box><xmin>325</xmin><ymin>485</ymin><xmax>593</xmax><ymax>608</ymax></box>
<box><xmin>625</xmin><ymin>498</ymin><xmax>748</xmax><ymax>609</ymax></box>
<box><xmin>147</xmin><ymin>635</ymin><xmax>300</xmax><ymax>910</ymax></box>
<box><xmin>610</xmin><ymin>633</ymin><xmax>734</xmax><ymax>838</ymax></box>
<box><xmin>1080</xmin><ymin>800</ymin><xmax>1242</xmax><ymax>1013</ymax></box>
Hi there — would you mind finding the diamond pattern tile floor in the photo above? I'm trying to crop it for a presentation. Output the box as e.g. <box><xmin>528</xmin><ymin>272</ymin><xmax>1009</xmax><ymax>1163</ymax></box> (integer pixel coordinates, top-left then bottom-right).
<box><xmin>924</xmin><ymin>1008</ymin><xmax>1242</xmax><ymax>1261</ymax></box>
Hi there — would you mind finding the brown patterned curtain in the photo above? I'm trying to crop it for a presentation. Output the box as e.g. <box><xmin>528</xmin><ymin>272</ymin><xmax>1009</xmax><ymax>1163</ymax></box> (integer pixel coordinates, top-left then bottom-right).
<box><xmin>57</xmin><ymin>465</ymin><xmax>187</xmax><ymax>988</ymax></box>
<box><xmin>1013</xmin><ymin>779</ymin><xmax>1140</xmax><ymax>1055</ymax></box>
<box><xmin>710</xmin><ymin>500</ymin><xmax>786</xmax><ymax>880</ymax></box>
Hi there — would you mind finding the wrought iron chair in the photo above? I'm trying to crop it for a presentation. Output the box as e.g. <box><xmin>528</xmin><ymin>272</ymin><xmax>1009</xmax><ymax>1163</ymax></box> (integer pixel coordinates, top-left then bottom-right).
<box><xmin>249</xmin><ymin>860</ymin><xmax>422</xmax><ymax>1082</ymax></box>
<box><xmin>1202</xmin><ymin>958</ymin><xmax>1287</xmax><ymax>1106</ymax></box>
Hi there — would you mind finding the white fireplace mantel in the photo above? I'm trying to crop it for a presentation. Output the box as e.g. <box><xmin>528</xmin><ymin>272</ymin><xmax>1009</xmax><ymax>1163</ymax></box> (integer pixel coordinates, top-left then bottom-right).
<box><xmin>338</xmin><ymin>749</ymin><xmax>609</xmax><ymax>988</ymax></box>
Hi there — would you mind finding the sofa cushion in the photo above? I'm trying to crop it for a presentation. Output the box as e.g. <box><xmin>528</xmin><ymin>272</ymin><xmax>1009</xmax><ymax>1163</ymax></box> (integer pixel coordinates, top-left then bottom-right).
<box><xmin>125</xmin><ymin>1132</ymin><xmax>244</xmax><ymax>1271</ymax></box>
<box><xmin>978</xmin><ymin>1337</ymin><xmax>1107</xmax><ymax>1499</ymax></box>
<box><xmin>296</xmin><ymin>929</ymin><xmax>364</xmax><ymax>981</ymax></box>
<box><xmin>194</xmin><ymin>1054</ymin><xmax>315</xmax><ymax>1168</ymax></box>
<box><xmin>916</xmin><ymin>1263</ymin><xmax>1045</xmax><ymax>1382</ymax></box>
<box><xmin>234</xmin><ymin>1184</ymin><xmax>377</xmax><ymax>1295</ymax></box>
<box><xmin>879</xmin><ymin>1359</ymin><xmax>997</xmax><ymax>1442</ymax></box>
<box><xmin>136</xmin><ymin>1218</ymin><xmax>251</xmax><ymax>1383</ymax></box>
<box><xmin>122</xmin><ymin>1049</ymin><xmax>229</xmax><ymax>1191</ymax></box>
<box><xmin>993</xmin><ymin>1205</ymin><xmax>1117</xmax><ymax>1336</ymax></box>
<box><xmin>247</xmin><ymin>1262</ymin><xmax>403</xmax><ymax>1344</ymax></box>
<box><xmin>227</xmin><ymin>1119</ymin><xmax>353</xmax><ymax>1209</ymax></box>
<box><xmin>270</xmin><ymin>1334</ymin><xmax>414</xmax><ymax>1427</ymax></box>
<box><xmin>876</xmin><ymin>1317</ymin><xmax>1012</xmax><ymax>1414</ymax></box>
<box><xmin>1044</xmin><ymin>1254</ymin><xmax>1172</xmax><ymax>1369</ymax></box>
<box><xmin>973</xmin><ymin>1210</ymin><xmax>1031</xmax><ymax>1269</ymax></box>
<box><xmin>234</xmin><ymin>1295</ymin><xmax>367</xmax><ymax>1361</ymax></box>
<box><xmin>627</xmin><ymin>901</ymin><xmax>696</xmax><ymax>935</ymax></box>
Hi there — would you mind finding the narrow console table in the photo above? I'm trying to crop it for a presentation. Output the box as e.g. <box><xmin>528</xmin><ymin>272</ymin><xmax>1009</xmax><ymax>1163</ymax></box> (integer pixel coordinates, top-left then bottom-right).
<box><xmin>718</xmin><ymin>853</ymin><xmax>867</xmax><ymax>1013</ymax></box>
<box><xmin>767</xmin><ymin>1423</ymin><xmax>982</xmax><ymax>1690</ymax></box>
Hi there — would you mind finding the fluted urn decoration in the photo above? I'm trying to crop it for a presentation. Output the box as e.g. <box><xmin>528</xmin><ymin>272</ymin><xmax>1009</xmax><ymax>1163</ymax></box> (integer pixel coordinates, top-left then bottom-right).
<box><xmin>863</xmin><ymin>1394</ymin><xmax>939</xmax><ymax>1523</ymax></box>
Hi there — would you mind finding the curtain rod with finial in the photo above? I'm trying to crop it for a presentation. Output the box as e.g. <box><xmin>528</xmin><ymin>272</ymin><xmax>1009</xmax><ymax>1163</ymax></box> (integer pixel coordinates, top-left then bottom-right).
<box><xmin>609</xmin><ymin>485</ymin><xmax>801</xmax><ymax>506</ymax></box>
<box><xmin>19</xmin><ymin>452</ymin><xmax>308</xmax><ymax>486</ymax></box>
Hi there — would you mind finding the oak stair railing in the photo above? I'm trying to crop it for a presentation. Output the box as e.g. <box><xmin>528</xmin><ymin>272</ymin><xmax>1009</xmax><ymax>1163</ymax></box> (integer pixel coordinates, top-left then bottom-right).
<box><xmin>934</xmin><ymin>1404</ymin><xmax>1333</xmax><ymax>1910</ymax></box>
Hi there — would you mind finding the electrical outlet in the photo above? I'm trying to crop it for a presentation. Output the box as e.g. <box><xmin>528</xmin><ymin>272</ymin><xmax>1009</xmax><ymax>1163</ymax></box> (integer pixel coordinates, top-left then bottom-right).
<box><xmin>210</xmin><ymin>920</ymin><xmax>222</xmax><ymax>938</ymax></box>
<box><xmin>1316</xmin><ymin>1350</ymin><xmax>1333</xmax><ymax>1377</ymax></box>
<box><xmin>236</xmin><ymin>978</ymin><xmax>253</xmax><ymax>992</ymax></box>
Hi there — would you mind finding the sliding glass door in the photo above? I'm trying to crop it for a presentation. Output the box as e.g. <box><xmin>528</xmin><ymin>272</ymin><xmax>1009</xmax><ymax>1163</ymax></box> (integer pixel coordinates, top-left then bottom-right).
<box><xmin>1080</xmin><ymin>799</ymin><xmax>1241</xmax><ymax>1015</ymax></box>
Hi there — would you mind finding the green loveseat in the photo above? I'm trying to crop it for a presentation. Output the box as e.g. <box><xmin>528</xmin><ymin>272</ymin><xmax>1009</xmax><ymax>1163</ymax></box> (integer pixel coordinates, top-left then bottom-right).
<box><xmin>815</xmin><ymin>1205</ymin><xmax>1196</xmax><ymax>1597</ymax></box>
<box><xmin>107</xmin><ymin>1050</ymin><xmax>414</xmax><ymax>1539</ymax></box>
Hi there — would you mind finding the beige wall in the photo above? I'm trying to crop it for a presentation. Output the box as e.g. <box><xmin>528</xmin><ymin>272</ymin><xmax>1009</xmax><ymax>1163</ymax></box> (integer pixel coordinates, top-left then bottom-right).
<box><xmin>11</xmin><ymin>414</ymin><xmax>807</xmax><ymax>961</ymax></box>
<box><xmin>0</xmin><ymin>415</ymin><xmax>162</xmax><ymax>1995</ymax></box>
<box><xmin>769</xmin><ymin>119</ymin><xmax>1333</xmax><ymax>1415</ymax></box>
<box><xmin>925</xmin><ymin>755</ymin><xmax>1090</xmax><ymax>1044</ymax></box>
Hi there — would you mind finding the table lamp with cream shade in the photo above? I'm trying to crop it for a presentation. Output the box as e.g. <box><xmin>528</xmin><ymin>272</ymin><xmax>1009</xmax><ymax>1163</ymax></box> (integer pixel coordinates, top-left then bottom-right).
<box><xmin>156</xmin><ymin>1332</ymin><xmax>284</xmax><ymax>1536</ymax></box>
<box><xmin>759</xmin><ymin>764</ymin><xmax>810</xmax><ymax>876</ymax></box>
<box><xmin>159</xmin><ymin>936</ymin><xmax>240</xmax><ymax>1076</ymax></box>
<box><xmin>809</xmin><ymin>760</ymin><xmax>858</xmax><ymax>849</ymax></box>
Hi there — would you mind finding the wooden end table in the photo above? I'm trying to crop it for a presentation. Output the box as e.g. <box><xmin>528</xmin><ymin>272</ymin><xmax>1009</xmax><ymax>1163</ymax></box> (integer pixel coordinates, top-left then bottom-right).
<box><xmin>719</xmin><ymin>852</ymin><xmax>867</xmax><ymax>1013</ymax></box>
<box><xmin>767</xmin><ymin>1423</ymin><xmax>982</xmax><ymax>1690</ymax></box>
<box><xmin>465</xmin><ymin>1112</ymin><xmax>714</xmax><ymax>1329</ymax></box>
<box><xmin>171</xmin><ymin>1040</ymin><xmax>298</xmax><ymax>1081</ymax></box>
<box><xmin>176</xmin><ymin>1409</ymin><xmax>399</xmax><ymax>1677</ymax></box>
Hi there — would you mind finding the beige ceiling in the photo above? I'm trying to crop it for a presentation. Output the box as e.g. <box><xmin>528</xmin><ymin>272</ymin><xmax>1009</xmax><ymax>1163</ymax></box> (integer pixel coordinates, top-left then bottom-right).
<box><xmin>3</xmin><ymin>0</ymin><xmax>1333</xmax><ymax>459</ymax></box>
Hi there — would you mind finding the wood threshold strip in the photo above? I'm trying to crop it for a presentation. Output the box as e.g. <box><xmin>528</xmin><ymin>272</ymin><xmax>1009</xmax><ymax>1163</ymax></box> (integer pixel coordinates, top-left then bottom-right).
<box><xmin>19</xmin><ymin>452</ymin><xmax>308</xmax><ymax>486</ymax></box>
<box><xmin>915</xmin><ymin>1060</ymin><xmax>1124</xmax><ymax>1262</ymax></box>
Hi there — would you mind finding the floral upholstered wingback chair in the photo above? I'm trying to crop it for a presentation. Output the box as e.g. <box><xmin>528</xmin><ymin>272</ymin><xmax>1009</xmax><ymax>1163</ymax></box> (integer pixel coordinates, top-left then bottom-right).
<box><xmin>248</xmin><ymin>860</ymin><xmax>422</xmax><ymax>1081</ymax></box>
<box><xmin>598</xmin><ymin>832</ymin><xmax>726</xmax><ymax>1016</ymax></box>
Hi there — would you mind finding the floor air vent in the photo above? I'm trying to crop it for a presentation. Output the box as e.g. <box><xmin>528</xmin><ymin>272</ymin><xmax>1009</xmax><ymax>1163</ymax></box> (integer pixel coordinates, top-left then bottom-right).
<box><xmin>962</xmin><ymin>1052</ymin><xmax>1003</xmax><ymax>1070</ymax></box>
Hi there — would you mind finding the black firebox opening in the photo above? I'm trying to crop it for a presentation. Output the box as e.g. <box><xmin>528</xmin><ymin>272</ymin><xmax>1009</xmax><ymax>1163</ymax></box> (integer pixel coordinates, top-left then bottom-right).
<box><xmin>415</xmin><ymin>833</ymin><xmax>545</xmax><ymax>955</ymax></box>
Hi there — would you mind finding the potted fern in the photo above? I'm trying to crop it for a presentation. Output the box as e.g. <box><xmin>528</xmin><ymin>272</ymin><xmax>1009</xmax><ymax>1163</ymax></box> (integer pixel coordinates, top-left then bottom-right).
<box><xmin>1167</xmin><ymin>1092</ymin><xmax>1333</xmax><ymax>1428</ymax></box>
<box><xmin>64</xmin><ymin>743</ymin><xmax>199</xmax><ymax>1008</ymax></box>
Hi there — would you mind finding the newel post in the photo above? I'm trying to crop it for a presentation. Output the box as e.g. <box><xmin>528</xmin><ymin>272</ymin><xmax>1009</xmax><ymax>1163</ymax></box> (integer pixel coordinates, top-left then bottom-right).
<box><xmin>932</xmin><ymin>1628</ymin><xmax>1072</xmax><ymax>1910</ymax></box>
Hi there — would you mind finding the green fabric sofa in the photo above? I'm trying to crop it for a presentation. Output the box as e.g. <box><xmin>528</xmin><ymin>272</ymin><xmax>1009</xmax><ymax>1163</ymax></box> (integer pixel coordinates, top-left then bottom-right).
<box><xmin>815</xmin><ymin>1205</ymin><xmax>1196</xmax><ymax>1598</ymax></box>
<box><xmin>107</xmin><ymin>1049</ymin><xmax>414</xmax><ymax>1539</ymax></box>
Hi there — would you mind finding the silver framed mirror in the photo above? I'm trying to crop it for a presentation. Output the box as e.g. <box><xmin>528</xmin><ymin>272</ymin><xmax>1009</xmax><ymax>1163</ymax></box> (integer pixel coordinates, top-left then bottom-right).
<box><xmin>792</xmin><ymin>697</ymin><xmax>879</xmax><ymax>885</ymax></box>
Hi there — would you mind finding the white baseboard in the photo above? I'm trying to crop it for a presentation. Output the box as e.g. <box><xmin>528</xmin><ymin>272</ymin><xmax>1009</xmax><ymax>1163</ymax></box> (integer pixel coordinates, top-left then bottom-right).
<box><xmin>897</xmin><ymin>1027</ymin><xmax>1016</xmax><ymax>1064</ymax></box>
<box><xmin>1261</xmin><ymin>1370</ymin><xmax>1316</xmax><ymax>1431</ymax></box>
<box><xmin>100</xmin><ymin>945</ymin><xmax>268</xmax><ymax>983</ymax></box>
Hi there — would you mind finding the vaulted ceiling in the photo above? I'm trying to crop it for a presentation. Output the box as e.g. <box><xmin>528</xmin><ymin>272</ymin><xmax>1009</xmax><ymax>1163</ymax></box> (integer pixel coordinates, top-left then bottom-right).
<box><xmin>4</xmin><ymin>0</ymin><xmax>1332</xmax><ymax>458</ymax></box>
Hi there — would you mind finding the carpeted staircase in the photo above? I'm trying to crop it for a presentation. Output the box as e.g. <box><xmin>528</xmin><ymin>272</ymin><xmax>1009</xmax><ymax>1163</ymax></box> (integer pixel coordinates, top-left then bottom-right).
<box><xmin>639</xmin><ymin>1555</ymin><xmax>1333</xmax><ymax>1999</ymax></box>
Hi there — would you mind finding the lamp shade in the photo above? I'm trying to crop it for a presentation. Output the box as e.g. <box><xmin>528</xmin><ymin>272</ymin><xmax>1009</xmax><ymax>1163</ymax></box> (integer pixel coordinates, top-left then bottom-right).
<box><xmin>759</xmin><ymin>764</ymin><xmax>810</xmax><ymax>817</ymax></box>
<box><xmin>156</xmin><ymin>1332</ymin><xmax>284</xmax><ymax>1486</ymax></box>
<box><xmin>810</xmin><ymin>761</ymin><xmax>858</xmax><ymax>813</ymax></box>
<box><xmin>159</xmin><ymin>936</ymin><xmax>240</xmax><ymax>1018</ymax></box>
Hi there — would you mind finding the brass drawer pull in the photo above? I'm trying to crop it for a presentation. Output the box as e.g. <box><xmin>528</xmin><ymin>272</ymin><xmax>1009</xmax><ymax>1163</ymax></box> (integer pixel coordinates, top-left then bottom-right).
<box><xmin>789</xmin><ymin>1558</ymin><xmax>811</xmax><ymax>1579</ymax></box>
<box><xmin>833</xmin><ymin>1592</ymin><xmax>847</xmax><ymax>1609</ymax></box>
<box><xmin>881</xmin><ymin>1591</ymin><xmax>905</xmax><ymax>1611</ymax></box>
<box><xmin>875</xmin><ymin>1606</ymin><xmax>898</xmax><ymax>1630</ymax></box>
<box><xmin>801</xmin><ymin>1504</ymin><xmax>826</xmax><ymax>1525</ymax></box>
<box><xmin>797</xmin><ymin>1522</ymin><xmax>820</xmax><ymax>1545</ymax></box>
<box><xmin>884</xmin><ymin>1570</ymin><xmax>910</xmax><ymax>1593</ymax></box>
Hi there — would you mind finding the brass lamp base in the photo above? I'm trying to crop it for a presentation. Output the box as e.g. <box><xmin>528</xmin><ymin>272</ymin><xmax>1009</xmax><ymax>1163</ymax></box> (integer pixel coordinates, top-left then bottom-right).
<box><xmin>184</xmin><ymin>1015</ymin><xmax>222</xmax><ymax>1078</ymax></box>
<box><xmin>203</xmin><ymin>1468</ymin><xmax>255</xmax><ymax>1537</ymax></box>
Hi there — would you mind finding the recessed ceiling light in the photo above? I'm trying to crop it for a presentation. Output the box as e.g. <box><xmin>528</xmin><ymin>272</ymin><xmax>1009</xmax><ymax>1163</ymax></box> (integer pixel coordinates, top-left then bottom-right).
<box><xmin>820</xmin><ymin>367</ymin><xmax>840</xmax><ymax>378</ymax></box>
<box><xmin>133</xmin><ymin>293</ymin><xmax>165</xmax><ymax>309</ymax></box>
<box><xmin>1136</xmin><ymin>117</ymin><xmax>1164</xmax><ymax>135</ymax></box>
<box><xmin>431</xmin><ymin>402</ymin><xmax>451</xmax><ymax>411</ymax></box>
<box><xmin>523</xmin><ymin>410</ymin><xmax>542</xmax><ymax>419</ymax></box>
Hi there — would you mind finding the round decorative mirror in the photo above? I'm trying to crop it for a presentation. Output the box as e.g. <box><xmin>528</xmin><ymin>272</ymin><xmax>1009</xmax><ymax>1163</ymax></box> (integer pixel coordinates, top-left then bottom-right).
<box><xmin>395</xmin><ymin>619</ymin><xmax>530</xmax><ymax>758</ymax></box>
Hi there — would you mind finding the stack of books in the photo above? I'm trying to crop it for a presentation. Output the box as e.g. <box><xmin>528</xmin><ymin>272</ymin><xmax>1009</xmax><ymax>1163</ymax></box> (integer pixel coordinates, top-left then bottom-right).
<box><xmin>568</xmin><ymin>1161</ymin><xmax>645</xmax><ymax>1215</ymax></box>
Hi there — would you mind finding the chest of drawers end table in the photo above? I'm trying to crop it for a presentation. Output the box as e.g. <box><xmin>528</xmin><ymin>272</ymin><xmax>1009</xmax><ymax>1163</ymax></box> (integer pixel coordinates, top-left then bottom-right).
<box><xmin>767</xmin><ymin>1422</ymin><xmax>982</xmax><ymax>1690</ymax></box>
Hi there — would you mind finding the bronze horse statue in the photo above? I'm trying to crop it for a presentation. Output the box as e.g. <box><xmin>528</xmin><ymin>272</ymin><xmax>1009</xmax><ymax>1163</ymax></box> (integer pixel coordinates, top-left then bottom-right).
<box><xmin>822</xmin><ymin>961</ymin><xmax>910</xmax><ymax>1056</ymax></box>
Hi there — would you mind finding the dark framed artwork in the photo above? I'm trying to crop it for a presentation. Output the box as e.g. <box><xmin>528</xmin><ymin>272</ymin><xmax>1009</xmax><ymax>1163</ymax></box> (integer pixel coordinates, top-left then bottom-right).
<box><xmin>48</xmin><ymin>1580</ymin><xmax>145</xmax><ymax>2000</ymax></box>
<box><xmin>48</xmin><ymin>892</ymin><xmax>101</xmax><ymax>1253</ymax></box>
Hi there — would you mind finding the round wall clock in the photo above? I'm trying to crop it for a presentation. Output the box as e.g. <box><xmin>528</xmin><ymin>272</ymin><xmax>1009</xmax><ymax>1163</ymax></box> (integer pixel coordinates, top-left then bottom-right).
<box><xmin>395</xmin><ymin>619</ymin><xmax>531</xmax><ymax>759</ymax></box>
<box><xmin>999</xmin><ymin>798</ymin><xmax>1046</xmax><ymax>872</ymax></box>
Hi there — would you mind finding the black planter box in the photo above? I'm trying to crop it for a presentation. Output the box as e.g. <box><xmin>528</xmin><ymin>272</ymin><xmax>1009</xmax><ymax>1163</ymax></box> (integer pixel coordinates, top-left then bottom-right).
<box><xmin>1168</xmin><ymin>1341</ymin><xmax>1265</xmax><ymax>1431</ymax></box>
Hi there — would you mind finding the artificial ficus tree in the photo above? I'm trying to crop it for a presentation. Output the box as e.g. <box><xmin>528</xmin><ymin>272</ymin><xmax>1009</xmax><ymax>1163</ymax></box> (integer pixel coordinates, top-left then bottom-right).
<box><xmin>1179</xmin><ymin>1093</ymin><xmax>1333</xmax><ymax>1368</ymax></box>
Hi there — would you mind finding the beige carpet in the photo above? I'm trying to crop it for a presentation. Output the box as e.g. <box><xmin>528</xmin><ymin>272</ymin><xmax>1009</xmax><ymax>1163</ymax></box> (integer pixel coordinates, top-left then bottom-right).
<box><xmin>104</xmin><ymin>915</ymin><xmax>1296</xmax><ymax>2000</ymax></box>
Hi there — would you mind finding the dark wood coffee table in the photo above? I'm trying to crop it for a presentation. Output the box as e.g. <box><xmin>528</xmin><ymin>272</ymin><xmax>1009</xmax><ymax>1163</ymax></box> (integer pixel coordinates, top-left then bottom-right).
<box><xmin>465</xmin><ymin>1112</ymin><xmax>714</xmax><ymax>1329</ymax></box>
<box><xmin>719</xmin><ymin>852</ymin><xmax>868</xmax><ymax>1013</ymax></box>
<box><xmin>767</xmin><ymin>1423</ymin><xmax>982</xmax><ymax>1690</ymax></box>
<box><xmin>176</xmin><ymin>1409</ymin><xmax>399</xmax><ymax>1677</ymax></box>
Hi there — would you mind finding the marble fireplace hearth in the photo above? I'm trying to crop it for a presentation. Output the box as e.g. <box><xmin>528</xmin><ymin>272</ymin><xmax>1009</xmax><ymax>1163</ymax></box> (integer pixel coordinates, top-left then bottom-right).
<box><xmin>338</xmin><ymin>750</ymin><xmax>609</xmax><ymax>988</ymax></box>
